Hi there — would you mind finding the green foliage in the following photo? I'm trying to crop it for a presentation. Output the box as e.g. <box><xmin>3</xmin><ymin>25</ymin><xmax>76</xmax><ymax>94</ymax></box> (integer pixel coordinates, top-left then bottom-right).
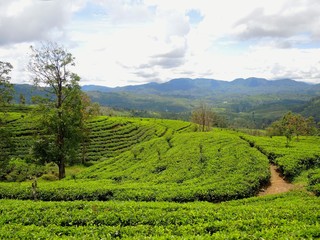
<box><xmin>300</xmin><ymin>95</ymin><xmax>320</xmax><ymax>122</ymax></box>
<box><xmin>0</xmin><ymin>127</ymin><xmax>14</xmax><ymax>168</ymax></box>
<box><xmin>0</xmin><ymin>131</ymin><xmax>269</xmax><ymax>202</ymax></box>
<box><xmin>0</xmin><ymin>61</ymin><xmax>14</xmax><ymax>105</ymax></box>
<box><xmin>240</xmin><ymin>134</ymin><xmax>320</xmax><ymax>181</ymax></box>
<box><xmin>28</xmin><ymin>42</ymin><xmax>86</xmax><ymax>179</ymax></box>
<box><xmin>0</xmin><ymin>107</ymin><xmax>196</xmax><ymax>164</ymax></box>
<box><xmin>307</xmin><ymin>169</ymin><xmax>320</xmax><ymax>196</ymax></box>
<box><xmin>0</xmin><ymin>158</ymin><xmax>45</xmax><ymax>182</ymax></box>
<box><xmin>0</xmin><ymin>110</ymin><xmax>16</xmax><ymax>178</ymax></box>
<box><xmin>83</xmin><ymin>116</ymin><xmax>196</xmax><ymax>162</ymax></box>
<box><xmin>267</xmin><ymin>112</ymin><xmax>317</xmax><ymax>146</ymax></box>
<box><xmin>0</xmin><ymin>107</ymin><xmax>37</xmax><ymax>164</ymax></box>
<box><xmin>0</xmin><ymin>191</ymin><xmax>319</xmax><ymax>239</ymax></box>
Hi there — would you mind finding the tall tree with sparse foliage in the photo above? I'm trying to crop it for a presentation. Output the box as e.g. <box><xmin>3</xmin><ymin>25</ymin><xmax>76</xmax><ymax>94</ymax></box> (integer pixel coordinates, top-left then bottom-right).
<box><xmin>28</xmin><ymin>42</ymin><xmax>86</xmax><ymax>179</ymax></box>
<box><xmin>191</xmin><ymin>103</ymin><xmax>215</xmax><ymax>132</ymax></box>
<box><xmin>0</xmin><ymin>61</ymin><xmax>14</xmax><ymax>105</ymax></box>
<box><xmin>0</xmin><ymin>61</ymin><xmax>14</xmax><ymax>179</ymax></box>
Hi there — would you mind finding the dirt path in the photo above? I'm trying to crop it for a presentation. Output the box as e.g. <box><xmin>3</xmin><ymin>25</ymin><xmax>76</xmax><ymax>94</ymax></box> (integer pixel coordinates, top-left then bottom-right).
<box><xmin>258</xmin><ymin>164</ymin><xmax>294</xmax><ymax>196</ymax></box>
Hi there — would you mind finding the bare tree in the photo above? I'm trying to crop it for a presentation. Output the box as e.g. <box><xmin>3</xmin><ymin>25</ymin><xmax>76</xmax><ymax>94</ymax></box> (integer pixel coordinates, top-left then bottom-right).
<box><xmin>191</xmin><ymin>103</ymin><xmax>215</xmax><ymax>132</ymax></box>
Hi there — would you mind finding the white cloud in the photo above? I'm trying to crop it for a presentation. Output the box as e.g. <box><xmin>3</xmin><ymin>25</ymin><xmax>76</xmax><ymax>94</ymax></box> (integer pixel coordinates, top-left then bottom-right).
<box><xmin>0</xmin><ymin>0</ymin><xmax>74</xmax><ymax>45</ymax></box>
<box><xmin>1</xmin><ymin>0</ymin><xmax>320</xmax><ymax>86</ymax></box>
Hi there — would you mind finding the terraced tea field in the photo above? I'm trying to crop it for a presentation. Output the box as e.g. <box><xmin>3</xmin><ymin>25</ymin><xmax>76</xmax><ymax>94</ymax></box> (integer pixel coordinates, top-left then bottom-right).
<box><xmin>239</xmin><ymin>134</ymin><xmax>320</xmax><ymax>197</ymax></box>
<box><xmin>1</xmin><ymin>106</ymin><xmax>320</xmax><ymax>239</ymax></box>
<box><xmin>240</xmin><ymin>134</ymin><xmax>320</xmax><ymax>178</ymax></box>
<box><xmin>1</xmin><ymin>107</ymin><xmax>196</xmax><ymax>162</ymax></box>
<box><xmin>0</xmin><ymin>191</ymin><xmax>319</xmax><ymax>239</ymax></box>
<box><xmin>0</xmin><ymin>130</ymin><xmax>270</xmax><ymax>202</ymax></box>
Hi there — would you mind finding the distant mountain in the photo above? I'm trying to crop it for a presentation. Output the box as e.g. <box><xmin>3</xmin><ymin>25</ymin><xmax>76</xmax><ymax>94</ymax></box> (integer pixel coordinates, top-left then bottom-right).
<box><xmin>81</xmin><ymin>85</ymin><xmax>112</xmax><ymax>92</ymax></box>
<box><xmin>13</xmin><ymin>84</ymin><xmax>47</xmax><ymax>104</ymax></box>
<box><xmin>11</xmin><ymin>78</ymin><xmax>320</xmax><ymax>127</ymax></box>
<box><xmin>299</xmin><ymin>96</ymin><xmax>320</xmax><ymax>121</ymax></box>
<box><xmin>82</xmin><ymin>78</ymin><xmax>320</xmax><ymax>97</ymax></box>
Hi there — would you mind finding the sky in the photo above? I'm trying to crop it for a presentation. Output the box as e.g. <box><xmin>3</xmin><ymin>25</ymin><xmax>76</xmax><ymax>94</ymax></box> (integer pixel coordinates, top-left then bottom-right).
<box><xmin>1</xmin><ymin>0</ymin><xmax>320</xmax><ymax>87</ymax></box>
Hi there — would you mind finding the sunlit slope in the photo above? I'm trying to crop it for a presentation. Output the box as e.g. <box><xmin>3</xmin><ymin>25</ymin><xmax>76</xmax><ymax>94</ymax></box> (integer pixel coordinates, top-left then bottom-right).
<box><xmin>240</xmin><ymin>135</ymin><xmax>320</xmax><ymax>178</ymax></box>
<box><xmin>1</xmin><ymin>110</ymin><xmax>196</xmax><ymax>162</ymax></box>
<box><xmin>85</xmin><ymin>116</ymin><xmax>197</xmax><ymax>161</ymax></box>
<box><xmin>0</xmin><ymin>130</ymin><xmax>270</xmax><ymax>201</ymax></box>
<box><xmin>0</xmin><ymin>107</ymin><xmax>36</xmax><ymax>159</ymax></box>
<box><xmin>239</xmin><ymin>134</ymin><xmax>320</xmax><ymax>195</ymax></box>
<box><xmin>75</xmin><ymin>130</ymin><xmax>270</xmax><ymax>201</ymax></box>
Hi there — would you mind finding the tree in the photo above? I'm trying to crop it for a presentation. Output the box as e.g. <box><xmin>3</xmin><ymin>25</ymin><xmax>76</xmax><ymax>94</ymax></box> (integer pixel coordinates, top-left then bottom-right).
<box><xmin>0</xmin><ymin>61</ymin><xmax>14</xmax><ymax>179</ymax></box>
<box><xmin>19</xmin><ymin>93</ymin><xmax>26</xmax><ymax>105</ymax></box>
<box><xmin>0</xmin><ymin>61</ymin><xmax>14</xmax><ymax>105</ymax></box>
<box><xmin>191</xmin><ymin>103</ymin><xmax>216</xmax><ymax>132</ymax></box>
<box><xmin>28</xmin><ymin>42</ymin><xmax>85</xmax><ymax>179</ymax></box>
<box><xmin>267</xmin><ymin>112</ymin><xmax>317</xmax><ymax>146</ymax></box>
<box><xmin>191</xmin><ymin>103</ymin><xmax>227</xmax><ymax>131</ymax></box>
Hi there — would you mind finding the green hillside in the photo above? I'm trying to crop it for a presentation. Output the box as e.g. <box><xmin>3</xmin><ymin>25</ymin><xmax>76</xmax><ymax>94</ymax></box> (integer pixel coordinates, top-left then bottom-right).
<box><xmin>1</xmin><ymin>106</ymin><xmax>320</xmax><ymax>239</ymax></box>
<box><xmin>0</xmin><ymin>106</ymin><xmax>196</xmax><ymax>162</ymax></box>
<box><xmin>83</xmin><ymin>116</ymin><xmax>196</xmax><ymax>162</ymax></box>
<box><xmin>14</xmin><ymin>82</ymin><xmax>320</xmax><ymax>128</ymax></box>
<box><xmin>240</xmin><ymin>134</ymin><xmax>320</xmax><ymax>179</ymax></box>
<box><xmin>1</xmin><ymin>106</ymin><xmax>319</xmax><ymax>201</ymax></box>
<box><xmin>0</xmin><ymin>130</ymin><xmax>269</xmax><ymax>202</ymax></box>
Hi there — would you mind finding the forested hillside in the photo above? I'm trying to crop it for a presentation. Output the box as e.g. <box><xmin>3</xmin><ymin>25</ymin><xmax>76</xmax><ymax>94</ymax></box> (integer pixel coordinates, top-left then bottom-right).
<box><xmin>13</xmin><ymin>78</ymin><xmax>320</xmax><ymax>127</ymax></box>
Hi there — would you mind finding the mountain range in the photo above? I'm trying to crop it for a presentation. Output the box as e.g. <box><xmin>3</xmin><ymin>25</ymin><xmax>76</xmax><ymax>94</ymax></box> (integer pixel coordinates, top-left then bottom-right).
<box><xmin>82</xmin><ymin>77</ymin><xmax>320</xmax><ymax>97</ymax></box>
<box><xmin>12</xmin><ymin>77</ymin><xmax>320</xmax><ymax>127</ymax></box>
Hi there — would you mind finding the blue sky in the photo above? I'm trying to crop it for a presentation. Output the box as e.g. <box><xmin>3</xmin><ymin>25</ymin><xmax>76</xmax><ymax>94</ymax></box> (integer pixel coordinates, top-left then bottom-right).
<box><xmin>1</xmin><ymin>0</ymin><xmax>320</xmax><ymax>87</ymax></box>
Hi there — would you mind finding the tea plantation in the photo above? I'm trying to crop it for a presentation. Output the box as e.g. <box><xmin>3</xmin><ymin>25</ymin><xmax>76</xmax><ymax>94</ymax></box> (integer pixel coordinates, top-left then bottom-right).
<box><xmin>1</xmin><ymin>106</ymin><xmax>320</xmax><ymax>239</ymax></box>
<box><xmin>0</xmin><ymin>191</ymin><xmax>319</xmax><ymax>239</ymax></box>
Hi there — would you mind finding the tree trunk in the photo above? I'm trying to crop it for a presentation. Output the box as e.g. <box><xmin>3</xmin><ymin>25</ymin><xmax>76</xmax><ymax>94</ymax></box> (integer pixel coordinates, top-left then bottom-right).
<box><xmin>57</xmin><ymin>132</ymin><xmax>65</xmax><ymax>179</ymax></box>
<box><xmin>57</xmin><ymin>80</ymin><xmax>65</xmax><ymax>179</ymax></box>
<box><xmin>58</xmin><ymin>160</ymin><xmax>65</xmax><ymax>179</ymax></box>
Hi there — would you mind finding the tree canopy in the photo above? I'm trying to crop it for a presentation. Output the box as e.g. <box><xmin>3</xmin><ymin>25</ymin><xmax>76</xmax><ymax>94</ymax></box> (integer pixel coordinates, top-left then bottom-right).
<box><xmin>28</xmin><ymin>42</ymin><xmax>86</xmax><ymax>179</ymax></box>
<box><xmin>0</xmin><ymin>61</ymin><xmax>14</xmax><ymax>179</ymax></box>
<box><xmin>0</xmin><ymin>61</ymin><xmax>13</xmax><ymax>105</ymax></box>
<box><xmin>267</xmin><ymin>112</ymin><xmax>317</xmax><ymax>146</ymax></box>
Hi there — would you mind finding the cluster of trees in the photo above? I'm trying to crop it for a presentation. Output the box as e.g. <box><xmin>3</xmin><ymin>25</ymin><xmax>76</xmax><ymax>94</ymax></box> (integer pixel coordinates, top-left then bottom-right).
<box><xmin>267</xmin><ymin>112</ymin><xmax>317</xmax><ymax>146</ymax></box>
<box><xmin>0</xmin><ymin>42</ymin><xmax>99</xmax><ymax>180</ymax></box>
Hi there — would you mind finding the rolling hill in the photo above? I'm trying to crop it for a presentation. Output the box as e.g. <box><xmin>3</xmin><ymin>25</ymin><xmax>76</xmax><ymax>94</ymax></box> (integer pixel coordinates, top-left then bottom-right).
<box><xmin>1</xmin><ymin>106</ymin><xmax>320</xmax><ymax>239</ymax></box>
<box><xmin>12</xmin><ymin>77</ymin><xmax>320</xmax><ymax>126</ymax></box>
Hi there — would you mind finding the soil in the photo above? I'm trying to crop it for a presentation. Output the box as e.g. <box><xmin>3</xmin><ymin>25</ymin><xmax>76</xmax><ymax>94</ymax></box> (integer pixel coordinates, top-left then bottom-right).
<box><xmin>258</xmin><ymin>164</ymin><xmax>294</xmax><ymax>196</ymax></box>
